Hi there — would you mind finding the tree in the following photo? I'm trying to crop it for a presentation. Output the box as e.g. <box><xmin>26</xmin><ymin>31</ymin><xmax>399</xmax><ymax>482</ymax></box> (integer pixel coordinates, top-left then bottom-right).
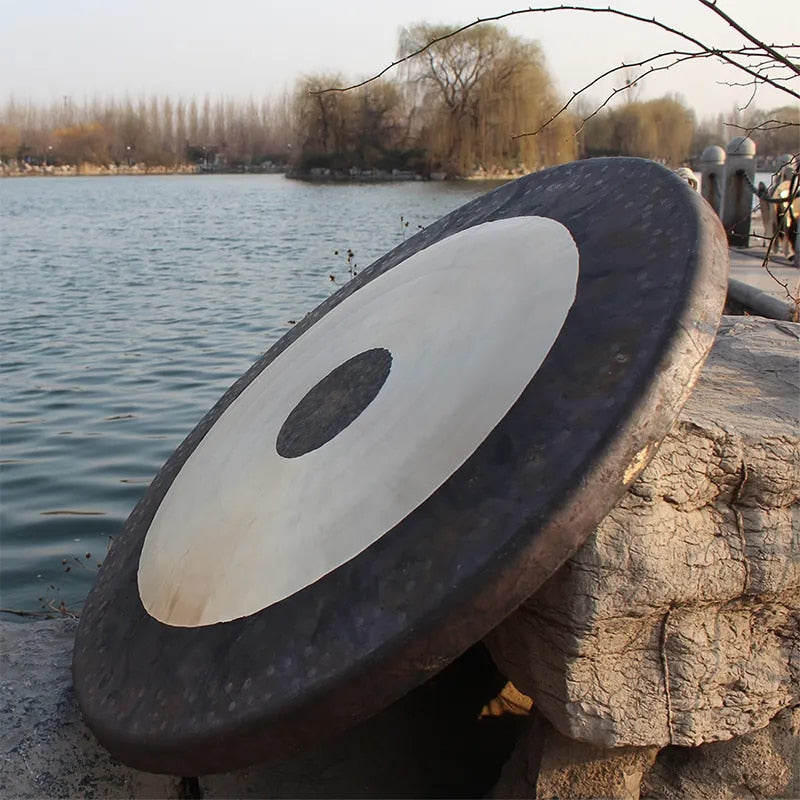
<box><xmin>0</xmin><ymin>124</ymin><xmax>21</xmax><ymax>161</ymax></box>
<box><xmin>397</xmin><ymin>23</ymin><xmax>574</xmax><ymax>174</ymax></box>
<box><xmin>341</xmin><ymin>3</ymin><xmax>797</xmax><ymax>150</ymax></box>
<box><xmin>324</xmin><ymin>1</ymin><xmax>798</xmax><ymax>312</ymax></box>
<box><xmin>352</xmin><ymin>81</ymin><xmax>405</xmax><ymax>166</ymax></box>
<box><xmin>293</xmin><ymin>73</ymin><xmax>355</xmax><ymax>161</ymax></box>
<box><xmin>174</xmin><ymin>98</ymin><xmax>188</xmax><ymax>162</ymax></box>
<box><xmin>291</xmin><ymin>74</ymin><xmax>408</xmax><ymax>171</ymax></box>
<box><xmin>399</xmin><ymin>22</ymin><xmax>504</xmax><ymax>172</ymax></box>
<box><xmin>741</xmin><ymin>105</ymin><xmax>800</xmax><ymax>158</ymax></box>
<box><xmin>161</xmin><ymin>96</ymin><xmax>176</xmax><ymax>164</ymax></box>
<box><xmin>53</xmin><ymin>123</ymin><xmax>110</xmax><ymax>167</ymax></box>
<box><xmin>583</xmin><ymin>96</ymin><xmax>696</xmax><ymax>165</ymax></box>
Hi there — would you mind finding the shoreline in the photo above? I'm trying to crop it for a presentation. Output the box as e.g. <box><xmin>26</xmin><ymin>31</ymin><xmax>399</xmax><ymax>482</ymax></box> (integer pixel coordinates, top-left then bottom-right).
<box><xmin>1</xmin><ymin>163</ymin><xmax>524</xmax><ymax>182</ymax></box>
<box><xmin>0</xmin><ymin>163</ymin><xmax>287</xmax><ymax>179</ymax></box>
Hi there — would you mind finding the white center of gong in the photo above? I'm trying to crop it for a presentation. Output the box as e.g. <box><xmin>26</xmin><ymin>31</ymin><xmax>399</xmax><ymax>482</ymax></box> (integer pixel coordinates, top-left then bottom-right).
<box><xmin>138</xmin><ymin>216</ymin><xmax>579</xmax><ymax>627</ymax></box>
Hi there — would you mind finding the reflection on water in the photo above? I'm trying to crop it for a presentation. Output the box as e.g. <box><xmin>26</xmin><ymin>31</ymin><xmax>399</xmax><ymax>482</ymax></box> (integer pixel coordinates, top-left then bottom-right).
<box><xmin>0</xmin><ymin>174</ymin><xmax>495</xmax><ymax>615</ymax></box>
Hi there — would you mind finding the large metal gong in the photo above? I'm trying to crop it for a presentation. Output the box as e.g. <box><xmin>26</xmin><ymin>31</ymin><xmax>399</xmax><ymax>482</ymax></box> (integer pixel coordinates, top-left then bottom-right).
<box><xmin>73</xmin><ymin>158</ymin><xmax>729</xmax><ymax>775</ymax></box>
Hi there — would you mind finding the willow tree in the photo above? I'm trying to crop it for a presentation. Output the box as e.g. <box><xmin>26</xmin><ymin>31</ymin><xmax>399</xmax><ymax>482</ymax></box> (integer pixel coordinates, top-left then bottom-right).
<box><xmin>292</xmin><ymin>73</ymin><xmax>358</xmax><ymax>163</ymax></box>
<box><xmin>398</xmin><ymin>22</ymin><xmax>574</xmax><ymax>174</ymax></box>
<box><xmin>351</xmin><ymin>80</ymin><xmax>407</xmax><ymax>166</ymax></box>
<box><xmin>292</xmin><ymin>75</ymin><xmax>407</xmax><ymax>170</ymax></box>
<box><xmin>471</xmin><ymin>34</ymin><xmax>577</xmax><ymax>170</ymax></box>
<box><xmin>643</xmin><ymin>97</ymin><xmax>696</xmax><ymax>166</ymax></box>
<box><xmin>741</xmin><ymin>105</ymin><xmax>800</xmax><ymax>157</ymax></box>
<box><xmin>583</xmin><ymin>96</ymin><xmax>695</xmax><ymax>165</ymax></box>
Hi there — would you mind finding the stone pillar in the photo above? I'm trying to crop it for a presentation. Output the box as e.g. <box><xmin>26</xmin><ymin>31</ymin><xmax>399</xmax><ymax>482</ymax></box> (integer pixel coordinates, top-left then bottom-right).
<box><xmin>722</xmin><ymin>136</ymin><xmax>756</xmax><ymax>246</ymax></box>
<box><xmin>699</xmin><ymin>145</ymin><xmax>725</xmax><ymax>216</ymax></box>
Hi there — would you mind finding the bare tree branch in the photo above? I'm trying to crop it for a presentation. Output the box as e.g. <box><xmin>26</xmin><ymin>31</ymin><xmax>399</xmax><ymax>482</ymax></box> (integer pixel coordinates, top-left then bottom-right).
<box><xmin>515</xmin><ymin>47</ymin><xmax>737</xmax><ymax>140</ymax></box>
<box><xmin>515</xmin><ymin>40</ymin><xmax>799</xmax><ymax>141</ymax></box>
<box><xmin>737</xmin><ymin>80</ymin><xmax>760</xmax><ymax>113</ymax></box>
<box><xmin>312</xmin><ymin>3</ymin><xmax>800</xmax><ymax>307</ymax></box>
<box><xmin>316</xmin><ymin>6</ymin><xmax>800</xmax><ymax>103</ymax></box>
<box><xmin>719</xmin><ymin>72</ymin><xmax>800</xmax><ymax>88</ymax></box>
<box><xmin>724</xmin><ymin>119</ymin><xmax>799</xmax><ymax>133</ymax></box>
<box><xmin>695</xmin><ymin>0</ymin><xmax>800</xmax><ymax>77</ymax></box>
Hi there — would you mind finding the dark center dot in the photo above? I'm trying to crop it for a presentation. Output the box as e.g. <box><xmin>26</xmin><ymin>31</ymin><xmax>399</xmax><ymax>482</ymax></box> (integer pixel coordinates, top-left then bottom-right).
<box><xmin>276</xmin><ymin>347</ymin><xmax>393</xmax><ymax>459</ymax></box>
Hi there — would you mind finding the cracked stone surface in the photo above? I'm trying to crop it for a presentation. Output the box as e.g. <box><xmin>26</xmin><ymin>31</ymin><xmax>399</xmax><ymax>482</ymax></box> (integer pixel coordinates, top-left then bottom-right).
<box><xmin>491</xmin><ymin>709</ymin><xmax>661</xmax><ymax>800</ymax></box>
<box><xmin>491</xmin><ymin>705</ymin><xmax>799</xmax><ymax>799</ymax></box>
<box><xmin>486</xmin><ymin>316</ymin><xmax>800</xmax><ymax>749</ymax></box>
<box><xmin>640</xmin><ymin>705</ymin><xmax>800</xmax><ymax>800</ymax></box>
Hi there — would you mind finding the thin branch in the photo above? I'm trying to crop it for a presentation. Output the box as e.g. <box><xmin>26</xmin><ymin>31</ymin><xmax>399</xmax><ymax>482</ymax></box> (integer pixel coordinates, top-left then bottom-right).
<box><xmin>316</xmin><ymin>6</ymin><xmax>800</xmax><ymax>103</ymax></box>
<box><xmin>695</xmin><ymin>0</ymin><xmax>800</xmax><ymax>77</ymax></box>
<box><xmin>719</xmin><ymin>72</ymin><xmax>800</xmax><ymax>88</ymax></box>
<box><xmin>724</xmin><ymin>118</ymin><xmax>799</xmax><ymax>133</ymax></box>
<box><xmin>513</xmin><ymin>39</ymin><xmax>799</xmax><ymax>139</ymax></box>
<box><xmin>521</xmin><ymin>43</ymin><xmax>794</xmax><ymax>140</ymax></box>
<box><xmin>737</xmin><ymin>80</ymin><xmax>760</xmax><ymax>113</ymax></box>
<box><xmin>515</xmin><ymin>48</ymin><xmax>722</xmax><ymax>139</ymax></box>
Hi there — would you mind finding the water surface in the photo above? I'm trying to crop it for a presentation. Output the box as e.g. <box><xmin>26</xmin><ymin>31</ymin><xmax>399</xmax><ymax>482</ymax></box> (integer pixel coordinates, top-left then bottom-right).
<box><xmin>1</xmin><ymin>174</ymin><xmax>495</xmax><ymax>616</ymax></box>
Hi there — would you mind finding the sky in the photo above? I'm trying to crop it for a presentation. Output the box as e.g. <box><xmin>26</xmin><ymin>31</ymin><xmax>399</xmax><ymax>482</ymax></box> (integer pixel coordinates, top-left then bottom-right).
<box><xmin>1</xmin><ymin>0</ymin><xmax>797</xmax><ymax>119</ymax></box>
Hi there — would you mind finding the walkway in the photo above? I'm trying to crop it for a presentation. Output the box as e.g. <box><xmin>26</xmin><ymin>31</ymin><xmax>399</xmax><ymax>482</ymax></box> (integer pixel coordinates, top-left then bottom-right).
<box><xmin>725</xmin><ymin>212</ymin><xmax>798</xmax><ymax>321</ymax></box>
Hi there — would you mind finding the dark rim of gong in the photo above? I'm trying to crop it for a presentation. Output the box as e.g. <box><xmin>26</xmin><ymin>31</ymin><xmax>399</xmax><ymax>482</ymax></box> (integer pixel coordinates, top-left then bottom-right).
<box><xmin>73</xmin><ymin>158</ymin><xmax>729</xmax><ymax>776</ymax></box>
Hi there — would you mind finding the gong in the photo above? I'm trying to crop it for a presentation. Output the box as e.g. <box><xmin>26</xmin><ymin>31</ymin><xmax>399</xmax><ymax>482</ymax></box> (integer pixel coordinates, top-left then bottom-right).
<box><xmin>73</xmin><ymin>158</ymin><xmax>728</xmax><ymax>775</ymax></box>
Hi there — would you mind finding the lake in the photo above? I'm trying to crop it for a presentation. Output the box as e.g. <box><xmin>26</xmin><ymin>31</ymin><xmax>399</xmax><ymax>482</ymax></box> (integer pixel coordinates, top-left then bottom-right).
<box><xmin>0</xmin><ymin>173</ymin><xmax>498</xmax><ymax>617</ymax></box>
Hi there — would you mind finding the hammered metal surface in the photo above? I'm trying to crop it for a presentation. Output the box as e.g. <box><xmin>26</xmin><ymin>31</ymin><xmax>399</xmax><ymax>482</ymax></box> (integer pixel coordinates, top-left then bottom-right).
<box><xmin>73</xmin><ymin>158</ymin><xmax>729</xmax><ymax>775</ymax></box>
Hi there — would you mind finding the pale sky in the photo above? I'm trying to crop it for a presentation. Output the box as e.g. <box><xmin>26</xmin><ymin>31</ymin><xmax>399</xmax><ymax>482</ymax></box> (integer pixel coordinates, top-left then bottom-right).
<box><xmin>2</xmin><ymin>0</ymin><xmax>797</xmax><ymax>119</ymax></box>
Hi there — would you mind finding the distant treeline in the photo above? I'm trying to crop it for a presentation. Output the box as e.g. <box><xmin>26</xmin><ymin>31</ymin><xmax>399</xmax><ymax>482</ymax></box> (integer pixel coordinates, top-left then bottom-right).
<box><xmin>0</xmin><ymin>94</ymin><xmax>293</xmax><ymax>172</ymax></box>
<box><xmin>1</xmin><ymin>23</ymin><xmax>797</xmax><ymax>176</ymax></box>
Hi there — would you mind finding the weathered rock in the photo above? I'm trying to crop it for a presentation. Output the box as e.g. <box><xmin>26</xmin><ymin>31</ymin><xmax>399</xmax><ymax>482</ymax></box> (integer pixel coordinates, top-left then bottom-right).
<box><xmin>640</xmin><ymin>704</ymin><xmax>800</xmax><ymax>800</ymax></box>
<box><xmin>2</xmin><ymin>316</ymin><xmax>797</xmax><ymax>796</ymax></box>
<box><xmin>492</xmin><ymin>709</ymin><xmax>660</xmax><ymax>800</ymax></box>
<box><xmin>490</xmin><ymin>705</ymin><xmax>800</xmax><ymax>800</ymax></box>
<box><xmin>486</xmin><ymin>316</ymin><xmax>800</xmax><ymax>748</ymax></box>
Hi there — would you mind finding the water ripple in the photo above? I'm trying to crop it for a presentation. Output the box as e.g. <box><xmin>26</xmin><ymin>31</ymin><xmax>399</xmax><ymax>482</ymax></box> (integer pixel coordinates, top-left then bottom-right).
<box><xmin>0</xmin><ymin>173</ymin><xmax>492</xmax><ymax>615</ymax></box>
